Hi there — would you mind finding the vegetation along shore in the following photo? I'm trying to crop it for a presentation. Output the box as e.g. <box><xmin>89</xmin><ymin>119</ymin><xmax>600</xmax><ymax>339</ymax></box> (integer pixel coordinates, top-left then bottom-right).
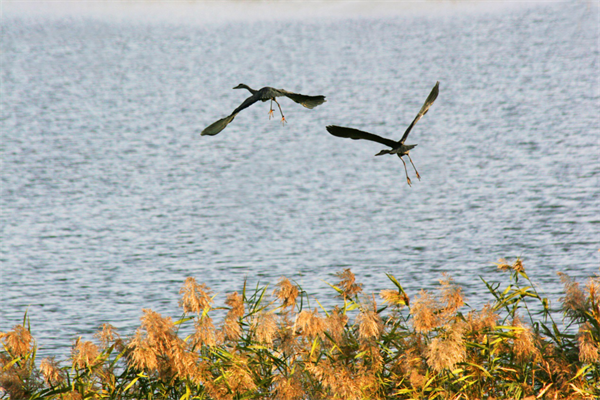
<box><xmin>1</xmin><ymin>260</ymin><xmax>599</xmax><ymax>399</ymax></box>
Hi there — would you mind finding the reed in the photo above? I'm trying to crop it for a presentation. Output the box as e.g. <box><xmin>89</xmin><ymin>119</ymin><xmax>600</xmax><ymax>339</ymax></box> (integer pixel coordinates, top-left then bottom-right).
<box><xmin>1</xmin><ymin>260</ymin><xmax>598</xmax><ymax>399</ymax></box>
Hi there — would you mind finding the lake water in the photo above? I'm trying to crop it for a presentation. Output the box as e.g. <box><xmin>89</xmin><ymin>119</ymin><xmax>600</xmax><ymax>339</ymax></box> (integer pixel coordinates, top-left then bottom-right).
<box><xmin>1</xmin><ymin>1</ymin><xmax>598</xmax><ymax>358</ymax></box>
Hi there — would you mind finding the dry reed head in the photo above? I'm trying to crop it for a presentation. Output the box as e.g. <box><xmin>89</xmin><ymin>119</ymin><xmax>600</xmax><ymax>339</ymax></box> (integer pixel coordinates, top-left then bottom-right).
<box><xmin>194</xmin><ymin>315</ymin><xmax>217</xmax><ymax>347</ymax></box>
<box><xmin>357</xmin><ymin>301</ymin><xmax>383</xmax><ymax>341</ymax></box>
<box><xmin>225</xmin><ymin>291</ymin><xmax>245</xmax><ymax>319</ymax></box>
<box><xmin>225</xmin><ymin>356</ymin><xmax>257</xmax><ymax>395</ymax></box>
<box><xmin>409</xmin><ymin>369</ymin><xmax>426</xmax><ymax>389</ymax></box>
<box><xmin>306</xmin><ymin>361</ymin><xmax>361</xmax><ymax>400</ymax></box>
<box><xmin>326</xmin><ymin>306</ymin><xmax>348</xmax><ymax>343</ymax></box>
<box><xmin>513</xmin><ymin>258</ymin><xmax>524</xmax><ymax>272</ymax></box>
<box><xmin>359</xmin><ymin>342</ymin><xmax>384</xmax><ymax>372</ymax></box>
<box><xmin>587</xmin><ymin>275</ymin><xmax>600</xmax><ymax>325</ymax></box>
<box><xmin>511</xmin><ymin>316</ymin><xmax>540</xmax><ymax>362</ymax></box>
<box><xmin>252</xmin><ymin>311</ymin><xmax>277</xmax><ymax>345</ymax></box>
<box><xmin>558</xmin><ymin>272</ymin><xmax>586</xmax><ymax>311</ymax></box>
<box><xmin>467</xmin><ymin>304</ymin><xmax>498</xmax><ymax>333</ymax></box>
<box><xmin>0</xmin><ymin>364</ymin><xmax>27</xmax><ymax>400</ymax></box>
<box><xmin>275</xmin><ymin>314</ymin><xmax>298</xmax><ymax>354</ymax></box>
<box><xmin>0</xmin><ymin>324</ymin><xmax>33</xmax><ymax>357</ymax></box>
<box><xmin>355</xmin><ymin>363</ymin><xmax>381</xmax><ymax>399</ymax></box>
<box><xmin>128</xmin><ymin>309</ymin><xmax>176</xmax><ymax>372</ymax></box>
<box><xmin>295</xmin><ymin>309</ymin><xmax>326</xmax><ymax>338</ymax></box>
<box><xmin>275</xmin><ymin>277</ymin><xmax>299</xmax><ymax>309</ymax></box>
<box><xmin>335</xmin><ymin>269</ymin><xmax>363</xmax><ymax>299</ymax></box>
<box><xmin>495</xmin><ymin>257</ymin><xmax>525</xmax><ymax>273</ymax></box>
<box><xmin>71</xmin><ymin>337</ymin><xmax>99</xmax><ymax>369</ymax></box>
<box><xmin>587</xmin><ymin>275</ymin><xmax>600</xmax><ymax>303</ymax></box>
<box><xmin>128</xmin><ymin>329</ymin><xmax>158</xmax><ymax>371</ymax></box>
<box><xmin>223</xmin><ymin>317</ymin><xmax>242</xmax><ymax>342</ymax></box>
<box><xmin>40</xmin><ymin>357</ymin><xmax>64</xmax><ymax>386</ymax></box>
<box><xmin>410</xmin><ymin>290</ymin><xmax>441</xmax><ymax>333</ymax></box>
<box><xmin>272</xmin><ymin>373</ymin><xmax>304</xmax><ymax>400</ymax></box>
<box><xmin>439</xmin><ymin>275</ymin><xmax>464</xmax><ymax>315</ymax></box>
<box><xmin>425</xmin><ymin>320</ymin><xmax>467</xmax><ymax>372</ymax></box>
<box><xmin>179</xmin><ymin>277</ymin><xmax>213</xmax><ymax>314</ymax></box>
<box><xmin>380</xmin><ymin>289</ymin><xmax>409</xmax><ymax>308</ymax></box>
<box><xmin>578</xmin><ymin>322</ymin><xmax>599</xmax><ymax>363</ymax></box>
<box><xmin>169</xmin><ymin>344</ymin><xmax>199</xmax><ymax>380</ymax></box>
<box><xmin>94</xmin><ymin>323</ymin><xmax>119</xmax><ymax>349</ymax></box>
<box><xmin>222</xmin><ymin>291</ymin><xmax>244</xmax><ymax>341</ymax></box>
<box><xmin>127</xmin><ymin>331</ymin><xmax>153</xmax><ymax>371</ymax></box>
<box><xmin>128</xmin><ymin>309</ymin><xmax>199</xmax><ymax>379</ymax></box>
<box><xmin>357</xmin><ymin>310</ymin><xmax>382</xmax><ymax>340</ymax></box>
<box><xmin>495</xmin><ymin>258</ymin><xmax>511</xmax><ymax>271</ymax></box>
<box><xmin>399</xmin><ymin>343</ymin><xmax>425</xmax><ymax>374</ymax></box>
<box><xmin>140</xmin><ymin>309</ymin><xmax>175</xmax><ymax>344</ymax></box>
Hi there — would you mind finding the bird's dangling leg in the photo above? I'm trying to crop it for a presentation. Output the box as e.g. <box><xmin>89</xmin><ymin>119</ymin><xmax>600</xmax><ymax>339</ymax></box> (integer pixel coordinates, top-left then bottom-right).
<box><xmin>273</xmin><ymin>98</ymin><xmax>287</xmax><ymax>125</ymax></box>
<box><xmin>408</xmin><ymin>154</ymin><xmax>421</xmax><ymax>180</ymax></box>
<box><xmin>268</xmin><ymin>99</ymin><xmax>275</xmax><ymax>120</ymax></box>
<box><xmin>400</xmin><ymin>157</ymin><xmax>412</xmax><ymax>186</ymax></box>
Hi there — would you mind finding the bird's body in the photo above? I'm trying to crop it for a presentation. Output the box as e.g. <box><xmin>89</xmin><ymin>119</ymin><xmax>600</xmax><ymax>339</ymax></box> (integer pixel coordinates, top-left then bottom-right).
<box><xmin>326</xmin><ymin>81</ymin><xmax>439</xmax><ymax>186</ymax></box>
<box><xmin>201</xmin><ymin>84</ymin><xmax>326</xmax><ymax>136</ymax></box>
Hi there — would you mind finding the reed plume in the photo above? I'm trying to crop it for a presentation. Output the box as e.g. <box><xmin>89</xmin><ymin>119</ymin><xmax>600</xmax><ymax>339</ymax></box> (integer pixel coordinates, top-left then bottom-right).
<box><xmin>425</xmin><ymin>320</ymin><xmax>467</xmax><ymax>372</ymax></box>
<box><xmin>253</xmin><ymin>311</ymin><xmax>277</xmax><ymax>345</ymax></box>
<box><xmin>335</xmin><ymin>268</ymin><xmax>363</xmax><ymax>299</ymax></box>
<box><xmin>410</xmin><ymin>290</ymin><xmax>441</xmax><ymax>333</ymax></box>
<box><xmin>39</xmin><ymin>358</ymin><xmax>63</xmax><ymax>386</ymax></box>
<box><xmin>295</xmin><ymin>309</ymin><xmax>326</xmax><ymax>338</ymax></box>
<box><xmin>275</xmin><ymin>277</ymin><xmax>299</xmax><ymax>309</ymax></box>
<box><xmin>71</xmin><ymin>337</ymin><xmax>99</xmax><ymax>369</ymax></box>
<box><xmin>357</xmin><ymin>303</ymin><xmax>383</xmax><ymax>341</ymax></box>
<box><xmin>94</xmin><ymin>323</ymin><xmax>120</xmax><ymax>350</ymax></box>
<box><xmin>179</xmin><ymin>277</ymin><xmax>213</xmax><ymax>314</ymax></box>
<box><xmin>0</xmin><ymin>324</ymin><xmax>33</xmax><ymax>357</ymax></box>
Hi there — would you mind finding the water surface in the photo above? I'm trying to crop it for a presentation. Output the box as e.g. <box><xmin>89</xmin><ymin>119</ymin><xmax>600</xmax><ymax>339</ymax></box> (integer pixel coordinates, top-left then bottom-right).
<box><xmin>1</xmin><ymin>1</ymin><xmax>598</xmax><ymax>357</ymax></box>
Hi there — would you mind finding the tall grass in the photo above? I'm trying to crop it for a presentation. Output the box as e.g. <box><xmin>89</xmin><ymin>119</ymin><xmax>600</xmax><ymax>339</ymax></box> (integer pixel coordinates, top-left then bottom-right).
<box><xmin>1</xmin><ymin>259</ymin><xmax>599</xmax><ymax>399</ymax></box>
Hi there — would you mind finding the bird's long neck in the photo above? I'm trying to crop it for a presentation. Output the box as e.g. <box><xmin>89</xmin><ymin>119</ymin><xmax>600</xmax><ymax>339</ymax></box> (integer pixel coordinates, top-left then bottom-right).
<box><xmin>239</xmin><ymin>84</ymin><xmax>257</xmax><ymax>95</ymax></box>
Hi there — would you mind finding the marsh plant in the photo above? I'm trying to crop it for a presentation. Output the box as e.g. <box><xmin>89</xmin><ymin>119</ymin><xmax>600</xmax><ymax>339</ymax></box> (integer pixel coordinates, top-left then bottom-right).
<box><xmin>1</xmin><ymin>260</ymin><xmax>599</xmax><ymax>399</ymax></box>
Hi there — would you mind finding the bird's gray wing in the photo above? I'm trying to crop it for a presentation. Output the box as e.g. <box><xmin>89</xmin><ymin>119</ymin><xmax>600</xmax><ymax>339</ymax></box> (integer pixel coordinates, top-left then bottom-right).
<box><xmin>201</xmin><ymin>113</ymin><xmax>237</xmax><ymax>136</ymax></box>
<box><xmin>326</xmin><ymin>125</ymin><xmax>398</xmax><ymax>148</ymax></box>
<box><xmin>399</xmin><ymin>81</ymin><xmax>439</xmax><ymax>144</ymax></box>
<box><xmin>201</xmin><ymin>93</ymin><xmax>260</xmax><ymax>136</ymax></box>
<box><xmin>231</xmin><ymin>93</ymin><xmax>261</xmax><ymax>115</ymax></box>
<box><xmin>278</xmin><ymin>89</ymin><xmax>327</xmax><ymax>109</ymax></box>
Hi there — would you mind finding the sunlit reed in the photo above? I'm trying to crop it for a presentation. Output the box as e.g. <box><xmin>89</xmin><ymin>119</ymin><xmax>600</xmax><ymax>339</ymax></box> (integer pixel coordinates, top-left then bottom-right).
<box><xmin>1</xmin><ymin>261</ymin><xmax>598</xmax><ymax>399</ymax></box>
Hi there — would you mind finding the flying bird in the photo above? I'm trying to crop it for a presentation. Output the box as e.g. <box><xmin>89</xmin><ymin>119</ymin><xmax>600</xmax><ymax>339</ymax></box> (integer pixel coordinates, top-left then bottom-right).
<box><xmin>326</xmin><ymin>81</ymin><xmax>439</xmax><ymax>186</ymax></box>
<box><xmin>201</xmin><ymin>84</ymin><xmax>326</xmax><ymax>136</ymax></box>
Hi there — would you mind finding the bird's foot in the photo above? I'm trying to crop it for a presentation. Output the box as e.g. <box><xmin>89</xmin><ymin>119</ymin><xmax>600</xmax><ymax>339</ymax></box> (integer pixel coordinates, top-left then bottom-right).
<box><xmin>281</xmin><ymin>116</ymin><xmax>287</xmax><ymax>126</ymax></box>
<box><xmin>406</xmin><ymin>177</ymin><xmax>412</xmax><ymax>187</ymax></box>
<box><xmin>416</xmin><ymin>172</ymin><xmax>421</xmax><ymax>181</ymax></box>
<box><xmin>268</xmin><ymin>109</ymin><xmax>275</xmax><ymax>120</ymax></box>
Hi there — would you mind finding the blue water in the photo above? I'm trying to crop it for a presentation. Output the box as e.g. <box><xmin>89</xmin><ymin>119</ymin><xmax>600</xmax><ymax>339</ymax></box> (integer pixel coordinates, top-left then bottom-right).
<box><xmin>1</xmin><ymin>1</ymin><xmax>598</xmax><ymax>357</ymax></box>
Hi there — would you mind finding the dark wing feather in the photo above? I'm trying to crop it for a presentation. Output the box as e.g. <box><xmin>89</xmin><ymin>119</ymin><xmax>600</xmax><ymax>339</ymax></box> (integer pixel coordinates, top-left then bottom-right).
<box><xmin>279</xmin><ymin>89</ymin><xmax>327</xmax><ymax>109</ymax></box>
<box><xmin>201</xmin><ymin>92</ymin><xmax>261</xmax><ymax>136</ymax></box>
<box><xmin>231</xmin><ymin>93</ymin><xmax>261</xmax><ymax>115</ymax></box>
<box><xmin>326</xmin><ymin>125</ymin><xmax>398</xmax><ymax>148</ymax></box>
<box><xmin>201</xmin><ymin>113</ymin><xmax>237</xmax><ymax>136</ymax></box>
<box><xmin>399</xmin><ymin>81</ymin><xmax>439</xmax><ymax>144</ymax></box>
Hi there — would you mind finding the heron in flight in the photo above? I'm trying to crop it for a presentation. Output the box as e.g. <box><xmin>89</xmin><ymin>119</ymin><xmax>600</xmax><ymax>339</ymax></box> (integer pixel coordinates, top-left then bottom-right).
<box><xmin>326</xmin><ymin>81</ymin><xmax>439</xmax><ymax>186</ymax></box>
<box><xmin>201</xmin><ymin>84</ymin><xmax>326</xmax><ymax>136</ymax></box>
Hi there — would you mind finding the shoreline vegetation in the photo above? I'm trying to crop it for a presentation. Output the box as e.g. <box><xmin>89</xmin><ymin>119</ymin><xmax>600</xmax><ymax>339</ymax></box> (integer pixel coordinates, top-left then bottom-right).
<box><xmin>1</xmin><ymin>260</ymin><xmax>599</xmax><ymax>399</ymax></box>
